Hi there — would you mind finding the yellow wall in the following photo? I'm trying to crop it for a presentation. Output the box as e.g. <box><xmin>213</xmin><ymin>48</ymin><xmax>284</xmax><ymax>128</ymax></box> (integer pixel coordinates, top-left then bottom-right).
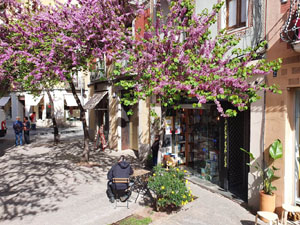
<box><xmin>130</xmin><ymin>104</ymin><xmax>139</xmax><ymax>150</ymax></box>
<box><xmin>108</xmin><ymin>86</ymin><xmax>119</xmax><ymax>151</ymax></box>
<box><xmin>138</xmin><ymin>98</ymin><xmax>150</xmax><ymax>159</ymax></box>
<box><xmin>87</xmin><ymin>85</ymin><xmax>96</xmax><ymax>139</ymax></box>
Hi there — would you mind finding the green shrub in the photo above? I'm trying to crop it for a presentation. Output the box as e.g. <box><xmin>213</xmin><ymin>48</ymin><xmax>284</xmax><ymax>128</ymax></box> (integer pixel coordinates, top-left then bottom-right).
<box><xmin>147</xmin><ymin>165</ymin><xmax>193</xmax><ymax>210</ymax></box>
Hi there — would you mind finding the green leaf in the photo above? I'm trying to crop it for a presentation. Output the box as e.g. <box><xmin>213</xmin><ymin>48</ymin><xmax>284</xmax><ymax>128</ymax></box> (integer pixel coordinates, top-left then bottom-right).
<box><xmin>240</xmin><ymin>148</ymin><xmax>255</xmax><ymax>160</ymax></box>
<box><xmin>127</xmin><ymin>109</ymin><xmax>133</xmax><ymax>116</ymax></box>
<box><xmin>272</xmin><ymin>166</ymin><xmax>279</xmax><ymax>171</ymax></box>
<box><xmin>270</xmin><ymin>186</ymin><xmax>277</xmax><ymax>191</ymax></box>
<box><xmin>266</xmin><ymin>168</ymin><xmax>274</xmax><ymax>179</ymax></box>
<box><xmin>269</xmin><ymin>139</ymin><xmax>283</xmax><ymax>160</ymax></box>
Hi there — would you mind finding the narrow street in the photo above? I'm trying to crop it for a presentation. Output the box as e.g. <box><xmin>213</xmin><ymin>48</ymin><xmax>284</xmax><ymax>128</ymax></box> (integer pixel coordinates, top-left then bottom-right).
<box><xmin>0</xmin><ymin>126</ymin><xmax>267</xmax><ymax>225</ymax></box>
<box><xmin>0</xmin><ymin>128</ymin><xmax>146</xmax><ymax>225</ymax></box>
<box><xmin>1</xmin><ymin>0</ymin><xmax>299</xmax><ymax>224</ymax></box>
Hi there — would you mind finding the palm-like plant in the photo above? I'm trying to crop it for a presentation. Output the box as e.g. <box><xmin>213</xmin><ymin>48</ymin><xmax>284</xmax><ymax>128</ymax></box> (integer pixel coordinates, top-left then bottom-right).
<box><xmin>241</xmin><ymin>139</ymin><xmax>283</xmax><ymax>195</ymax></box>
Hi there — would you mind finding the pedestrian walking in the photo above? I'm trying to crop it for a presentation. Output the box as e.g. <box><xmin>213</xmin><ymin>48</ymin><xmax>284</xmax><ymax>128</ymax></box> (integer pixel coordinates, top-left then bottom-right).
<box><xmin>23</xmin><ymin>116</ymin><xmax>30</xmax><ymax>144</ymax></box>
<box><xmin>13</xmin><ymin>116</ymin><xmax>24</xmax><ymax>146</ymax></box>
<box><xmin>30</xmin><ymin>112</ymin><xmax>36</xmax><ymax>130</ymax></box>
<box><xmin>151</xmin><ymin>135</ymin><xmax>160</xmax><ymax>167</ymax></box>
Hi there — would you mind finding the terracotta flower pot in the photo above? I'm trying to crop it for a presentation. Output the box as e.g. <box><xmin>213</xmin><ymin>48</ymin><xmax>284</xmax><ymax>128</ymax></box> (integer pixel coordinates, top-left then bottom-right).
<box><xmin>259</xmin><ymin>190</ymin><xmax>276</xmax><ymax>222</ymax></box>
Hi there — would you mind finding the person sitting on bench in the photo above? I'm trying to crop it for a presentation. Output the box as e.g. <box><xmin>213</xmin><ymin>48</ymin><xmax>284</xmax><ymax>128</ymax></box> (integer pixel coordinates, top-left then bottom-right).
<box><xmin>106</xmin><ymin>155</ymin><xmax>133</xmax><ymax>203</ymax></box>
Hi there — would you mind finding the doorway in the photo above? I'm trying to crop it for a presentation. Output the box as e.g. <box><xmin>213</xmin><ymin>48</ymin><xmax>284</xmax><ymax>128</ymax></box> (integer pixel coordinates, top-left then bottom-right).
<box><xmin>227</xmin><ymin>109</ymin><xmax>250</xmax><ymax>201</ymax></box>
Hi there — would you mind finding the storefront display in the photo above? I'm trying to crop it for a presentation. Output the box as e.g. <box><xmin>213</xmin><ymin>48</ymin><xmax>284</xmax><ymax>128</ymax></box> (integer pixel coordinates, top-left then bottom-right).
<box><xmin>163</xmin><ymin>104</ymin><xmax>222</xmax><ymax>185</ymax></box>
<box><xmin>161</xmin><ymin>101</ymin><xmax>250</xmax><ymax>200</ymax></box>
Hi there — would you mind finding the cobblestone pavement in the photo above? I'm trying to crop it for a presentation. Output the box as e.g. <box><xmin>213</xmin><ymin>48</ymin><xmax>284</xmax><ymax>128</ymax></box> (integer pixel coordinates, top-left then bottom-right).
<box><xmin>0</xmin><ymin>125</ymin><xmax>271</xmax><ymax>225</ymax></box>
<box><xmin>0</xmin><ymin>129</ymin><xmax>147</xmax><ymax>225</ymax></box>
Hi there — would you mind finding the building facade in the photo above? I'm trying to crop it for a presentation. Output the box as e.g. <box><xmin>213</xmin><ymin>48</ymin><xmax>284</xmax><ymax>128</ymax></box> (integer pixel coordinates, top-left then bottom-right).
<box><xmin>216</xmin><ymin>0</ymin><xmax>267</xmax><ymax>211</ymax></box>
<box><xmin>147</xmin><ymin>0</ymin><xmax>267</xmax><ymax>210</ymax></box>
<box><xmin>267</xmin><ymin>0</ymin><xmax>300</xmax><ymax>212</ymax></box>
<box><xmin>6</xmin><ymin>71</ymin><xmax>88</xmax><ymax>127</ymax></box>
<box><xmin>85</xmin><ymin>4</ymin><xmax>151</xmax><ymax>154</ymax></box>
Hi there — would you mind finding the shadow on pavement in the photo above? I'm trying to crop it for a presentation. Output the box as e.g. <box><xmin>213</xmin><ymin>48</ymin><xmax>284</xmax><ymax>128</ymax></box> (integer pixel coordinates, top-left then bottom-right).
<box><xmin>0</xmin><ymin>138</ymin><xmax>14</xmax><ymax>157</ymax></box>
<box><xmin>0</xmin><ymin>136</ymin><xmax>143</xmax><ymax>221</ymax></box>
<box><xmin>0</xmin><ymin>148</ymin><xmax>5</xmax><ymax>157</ymax></box>
<box><xmin>240</xmin><ymin>220</ymin><xmax>261</xmax><ymax>225</ymax></box>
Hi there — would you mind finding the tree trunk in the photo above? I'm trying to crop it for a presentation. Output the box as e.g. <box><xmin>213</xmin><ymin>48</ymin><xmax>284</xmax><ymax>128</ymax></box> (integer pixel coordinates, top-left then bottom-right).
<box><xmin>68</xmin><ymin>79</ymin><xmax>90</xmax><ymax>162</ymax></box>
<box><xmin>46</xmin><ymin>90</ymin><xmax>59</xmax><ymax>144</ymax></box>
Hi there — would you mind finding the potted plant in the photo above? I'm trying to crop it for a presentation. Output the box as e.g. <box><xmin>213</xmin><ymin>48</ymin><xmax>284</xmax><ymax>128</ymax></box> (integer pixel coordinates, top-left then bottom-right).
<box><xmin>241</xmin><ymin>139</ymin><xmax>283</xmax><ymax>216</ymax></box>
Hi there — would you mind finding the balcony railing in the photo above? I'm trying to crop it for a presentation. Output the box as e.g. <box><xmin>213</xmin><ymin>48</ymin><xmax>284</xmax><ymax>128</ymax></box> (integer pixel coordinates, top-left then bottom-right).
<box><xmin>281</xmin><ymin>0</ymin><xmax>300</xmax><ymax>52</ymax></box>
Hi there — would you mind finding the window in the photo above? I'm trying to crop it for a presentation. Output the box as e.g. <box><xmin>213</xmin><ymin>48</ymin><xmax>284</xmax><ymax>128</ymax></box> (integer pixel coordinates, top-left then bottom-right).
<box><xmin>226</xmin><ymin>0</ymin><xmax>247</xmax><ymax>29</ymax></box>
<box><xmin>90</xmin><ymin>58</ymin><xmax>106</xmax><ymax>82</ymax></box>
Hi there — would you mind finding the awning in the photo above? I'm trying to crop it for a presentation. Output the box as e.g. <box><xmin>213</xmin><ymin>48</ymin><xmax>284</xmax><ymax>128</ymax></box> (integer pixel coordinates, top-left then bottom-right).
<box><xmin>25</xmin><ymin>94</ymin><xmax>43</xmax><ymax>106</ymax></box>
<box><xmin>64</xmin><ymin>94</ymin><xmax>78</xmax><ymax>107</ymax></box>
<box><xmin>83</xmin><ymin>91</ymin><xmax>107</xmax><ymax>110</ymax></box>
<box><xmin>0</xmin><ymin>96</ymin><xmax>10</xmax><ymax>107</ymax></box>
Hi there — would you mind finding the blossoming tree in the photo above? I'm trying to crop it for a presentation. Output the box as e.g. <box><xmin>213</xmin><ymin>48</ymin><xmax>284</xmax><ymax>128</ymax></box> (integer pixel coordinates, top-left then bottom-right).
<box><xmin>0</xmin><ymin>0</ymin><xmax>142</xmax><ymax>161</ymax></box>
<box><xmin>114</xmin><ymin>0</ymin><xmax>281</xmax><ymax>120</ymax></box>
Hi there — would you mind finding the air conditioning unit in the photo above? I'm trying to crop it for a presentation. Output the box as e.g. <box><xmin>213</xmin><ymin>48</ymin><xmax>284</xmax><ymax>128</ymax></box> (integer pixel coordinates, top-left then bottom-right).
<box><xmin>281</xmin><ymin>0</ymin><xmax>288</xmax><ymax>3</ymax></box>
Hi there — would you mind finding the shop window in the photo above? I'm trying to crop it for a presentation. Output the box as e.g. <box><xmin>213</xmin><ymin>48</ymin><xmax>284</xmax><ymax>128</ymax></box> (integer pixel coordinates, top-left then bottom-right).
<box><xmin>163</xmin><ymin>105</ymin><xmax>221</xmax><ymax>185</ymax></box>
<box><xmin>226</xmin><ymin>0</ymin><xmax>247</xmax><ymax>29</ymax></box>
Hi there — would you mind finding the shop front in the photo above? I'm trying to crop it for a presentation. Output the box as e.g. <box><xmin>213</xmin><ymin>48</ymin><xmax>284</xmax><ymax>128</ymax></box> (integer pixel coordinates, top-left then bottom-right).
<box><xmin>164</xmin><ymin>104</ymin><xmax>221</xmax><ymax>183</ymax></box>
<box><xmin>162</xmin><ymin>101</ymin><xmax>250</xmax><ymax>201</ymax></box>
<box><xmin>84</xmin><ymin>91</ymin><xmax>109</xmax><ymax>142</ymax></box>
